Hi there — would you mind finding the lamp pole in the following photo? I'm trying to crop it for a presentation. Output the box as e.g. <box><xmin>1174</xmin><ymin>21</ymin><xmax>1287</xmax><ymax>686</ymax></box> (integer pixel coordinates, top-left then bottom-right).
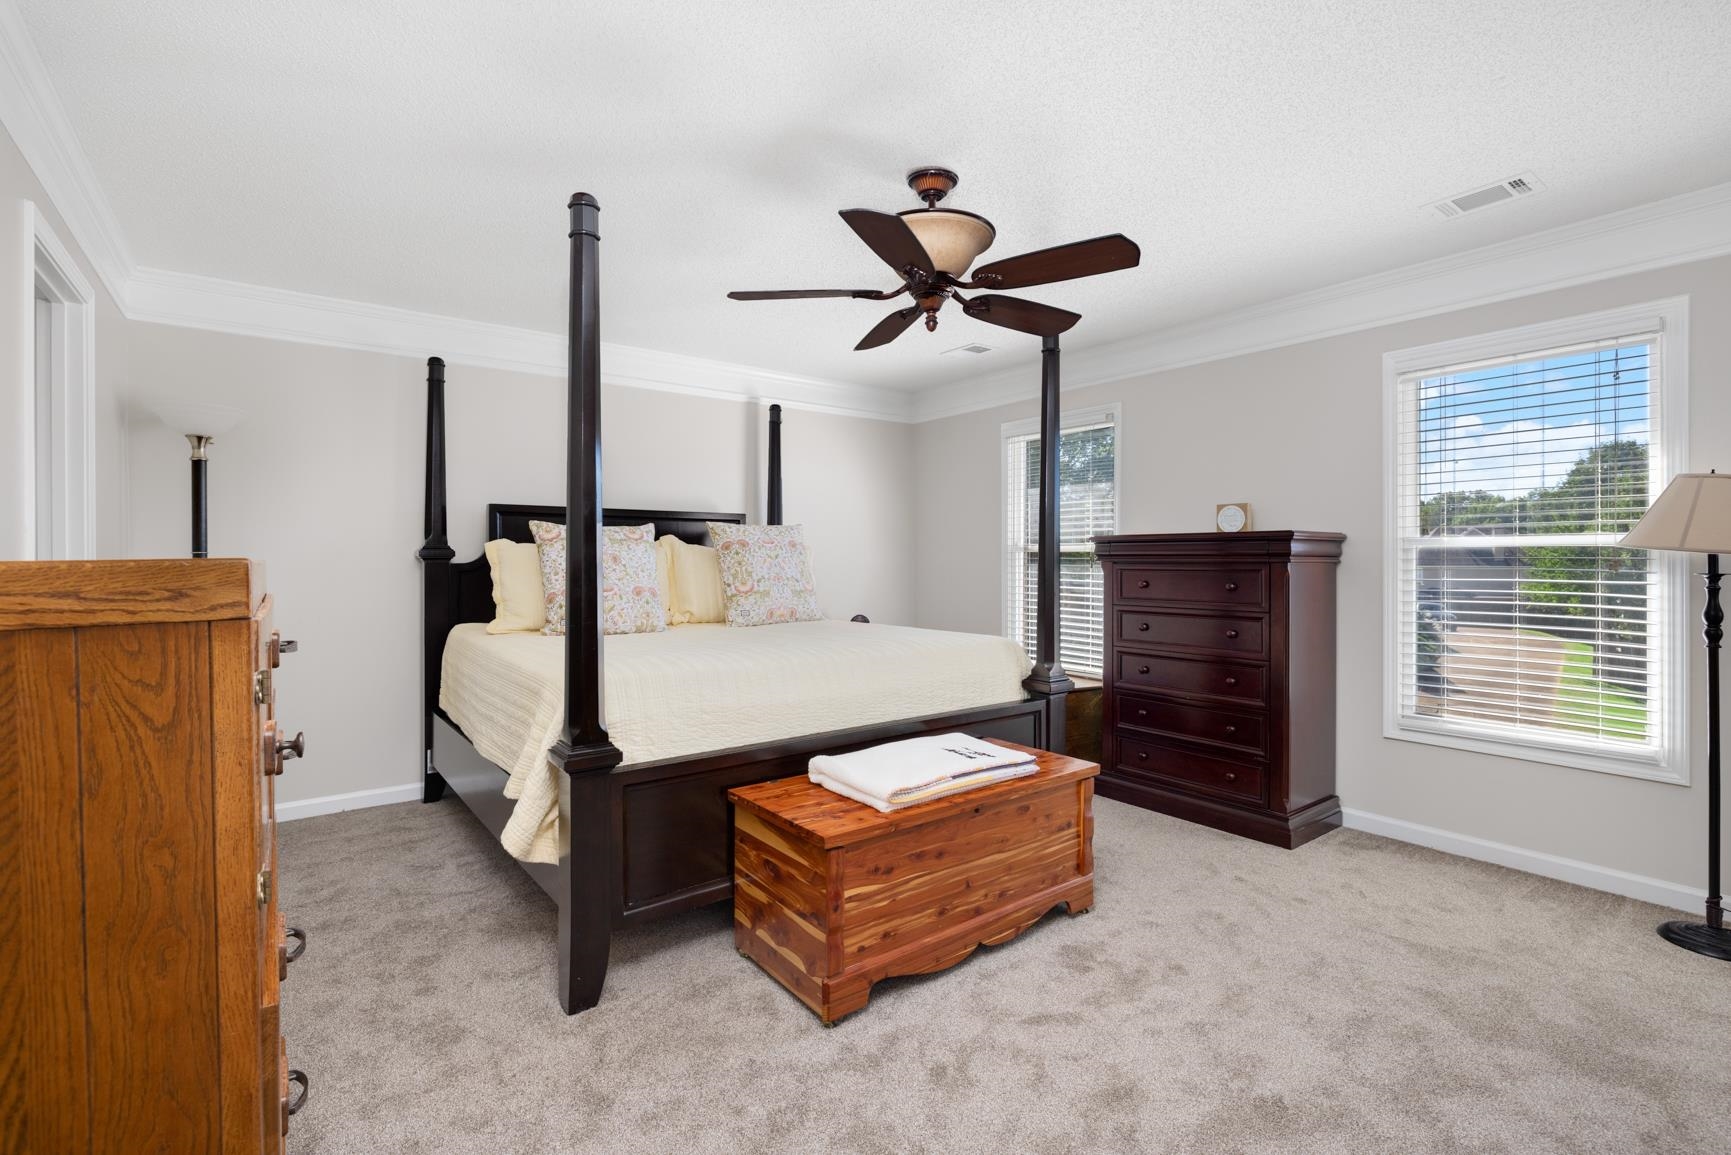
<box><xmin>1658</xmin><ymin>550</ymin><xmax>1728</xmax><ymax>957</ymax></box>
<box><xmin>188</xmin><ymin>434</ymin><xmax>213</xmax><ymax>558</ymax></box>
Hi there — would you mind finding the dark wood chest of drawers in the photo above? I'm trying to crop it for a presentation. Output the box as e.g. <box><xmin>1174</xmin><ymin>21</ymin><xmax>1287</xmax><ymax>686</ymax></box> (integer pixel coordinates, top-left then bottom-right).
<box><xmin>1095</xmin><ymin>531</ymin><xmax>1344</xmax><ymax>848</ymax></box>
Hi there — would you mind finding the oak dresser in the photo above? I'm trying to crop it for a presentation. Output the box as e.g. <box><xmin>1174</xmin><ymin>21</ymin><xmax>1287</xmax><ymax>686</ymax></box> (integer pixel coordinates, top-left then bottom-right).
<box><xmin>0</xmin><ymin>559</ymin><xmax>308</xmax><ymax>1153</ymax></box>
<box><xmin>1093</xmin><ymin>531</ymin><xmax>1344</xmax><ymax>848</ymax></box>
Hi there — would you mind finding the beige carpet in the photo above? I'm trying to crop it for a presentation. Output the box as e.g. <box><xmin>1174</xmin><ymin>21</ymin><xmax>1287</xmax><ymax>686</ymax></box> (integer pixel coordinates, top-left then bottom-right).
<box><xmin>279</xmin><ymin>797</ymin><xmax>1728</xmax><ymax>1154</ymax></box>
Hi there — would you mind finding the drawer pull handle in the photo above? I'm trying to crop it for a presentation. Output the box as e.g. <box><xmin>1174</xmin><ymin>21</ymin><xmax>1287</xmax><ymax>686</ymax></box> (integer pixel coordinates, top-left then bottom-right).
<box><xmin>1137</xmin><ymin>665</ymin><xmax>1150</xmax><ymax>675</ymax></box>
<box><xmin>1225</xmin><ymin>629</ymin><xmax>1239</xmax><ymax>639</ymax></box>
<box><xmin>1225</xmin><ymin>582</ymin><xmax>1238</xmax><ymax>592</ymax></box>
<box><xmin>1224</xmin><ymin>772</ymin><xmax>1237</xmax><ymax>782</ymax></box>
<box><xmin>286</xmin><ymin>1069</ymin><xmax>309</xmax><ymax>1116</ymax></box>
<box><xmin>1224</xmin><ymin>676</ymin><xmax>1237</xmax><ymax>686</ymax></box>
<box><xmin>1138</xmin><ymin>622</ymin><xmax>1150</xmax><ymax>632</ymax></box>
<box><xmin>1136</xmin><ymin>709</ymin><xmax>1147</xmax><ymax>718</ymax></box>
<box><xmin>285</xmin><ymin>926</ymin><xmax>307</xmax><ymax>963</ymax></box>
<box><xmin>1136</xmin><ymin>752</ymin><xmax>1147</xmax><ymax>761</ymax></box>
<box><xmin>1137</xmin><ymin>579</ymin><xmax>1150</xmax><ymax>589</ymax></box>
<box><xmin>1224</xmin><ymin>725</ymin><xmax>1237</xmax><ymax>735</ymax></box>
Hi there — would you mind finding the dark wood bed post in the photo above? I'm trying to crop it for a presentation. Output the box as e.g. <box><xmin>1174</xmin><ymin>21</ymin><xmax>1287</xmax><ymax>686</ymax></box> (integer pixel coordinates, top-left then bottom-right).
<box><xmin>1022</xmin><ymin>334</ymin><xmax>1072</xmax><ymax>752</ymax></box>
<box><xmin>418</xmin><ymin>356</ymin><xmax>454</xmax><ymax>803</ymax></box>
<box><xmin>767</xmin><ymin>403</ymin><xmax>783</xmax><ymax>525</ymax></box>
<box><xmin>552</xmin><ymin>192</ymin><xmax>625</xmax><ymax>1015</ymax></box>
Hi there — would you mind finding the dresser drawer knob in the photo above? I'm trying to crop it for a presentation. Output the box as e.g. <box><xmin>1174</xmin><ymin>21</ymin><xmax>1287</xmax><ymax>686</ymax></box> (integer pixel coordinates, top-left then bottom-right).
<box><xmin>1224</xmin><ymin>725</ymin><xmax>1237</xmax><ymax>735</ymax></box>
<box><xmin>1136</xmin><ymin>709</ymin><xmax>1147</xmax><ymax>718</ymax></box>
<box><xmin>278</xmin><ymin>730</ymin><xmax>306</xmax><ymax>761</ymax></box>
<box><xmin>286</xmin><ymin>1069</ymin><xmax>309</xmax><ymax>1117</ymax></box>
<box><xmin>1225</xmin><ymin>629</ymin><xmax>1239</xmax><ymax>639</ymax></box>
<box><xmin>1137</xmin><ymin>579</ymin><xmax>1150</xmax><ymax>588</ymax></box>
<box><xmin>1137</xmin><ymin>665</ymin><xmax>1150</xmax><ymax>675</ymax></box>
<box><xmin>1224</xmin><ymin>676</ymin><xmax>1238</xmax><ymax>686</ymax></box>
<box><xmin>1225</xmin><ymin>582</ymin><xmax>1238</xmax><ymax>592</ymax></box>
<box><xmin>1136</xmin><ymin>751</ymin><xmax>1147</xmax><ymax>761</ymax></box>
<box><xmin>1224</xmin><ymin>772</ymin><xmax>1237</xmax><ymax>782</ymax></box>
<box><xmin>1138</xmin><ymin>622</ymin><xmax>1150</xmax><ymax>632</ymax></box>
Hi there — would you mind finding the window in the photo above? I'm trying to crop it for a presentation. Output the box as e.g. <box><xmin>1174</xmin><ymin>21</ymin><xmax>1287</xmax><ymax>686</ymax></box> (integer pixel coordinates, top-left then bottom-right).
<box><xmin>1003</xmin><ymin>405</ymin><xmax>1119</xmax><ymax>678</ymax></box>
<box><xmin>1384</xmin><ymin>300</ymin><xmax>1689</xmax><ymax>782</ymax></box>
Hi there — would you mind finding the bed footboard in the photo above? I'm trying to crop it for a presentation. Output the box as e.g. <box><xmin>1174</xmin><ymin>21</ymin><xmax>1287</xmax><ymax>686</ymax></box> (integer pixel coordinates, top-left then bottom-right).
<box><xmin>436</xmin><ymin>696</ymin><xmax>1056</xmax><ymax>1014</ymax></box>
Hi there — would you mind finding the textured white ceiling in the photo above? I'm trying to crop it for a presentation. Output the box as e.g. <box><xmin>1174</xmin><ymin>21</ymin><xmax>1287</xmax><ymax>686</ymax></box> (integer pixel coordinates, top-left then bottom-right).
<box><xmin>18</xmin><ymin>1</ymin><xmax>1731</xmax><ymax>391</ymax></box>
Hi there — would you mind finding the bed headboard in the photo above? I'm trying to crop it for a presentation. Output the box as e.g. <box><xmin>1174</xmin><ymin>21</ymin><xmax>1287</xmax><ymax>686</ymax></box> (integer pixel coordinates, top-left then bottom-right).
<box><xmin>485</xmin><ymin>504</ymin><xmax>744</xmax><ymax>548</ymax></box>
<box><xmin>442</xmin><ymin>505</ymin><xmax>747</xmax><ymax>637</ymax></box>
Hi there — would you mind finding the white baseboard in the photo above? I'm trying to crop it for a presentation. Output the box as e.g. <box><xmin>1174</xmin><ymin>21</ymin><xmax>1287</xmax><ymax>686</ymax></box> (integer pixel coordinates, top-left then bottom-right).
<box><xmin>1340</xmin><ymin>807</ymin><xmax>1703</xmax><ymax>913</ymax></box>
<box><xmin>277</xmin><ymin>782</ymin><xmax>423</xmax><ymax>822</ymax></box>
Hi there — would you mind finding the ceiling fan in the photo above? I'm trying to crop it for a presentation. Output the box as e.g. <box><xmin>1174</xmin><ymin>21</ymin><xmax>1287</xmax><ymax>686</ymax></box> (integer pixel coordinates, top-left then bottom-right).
<box><xmin>727</xmin><ymin>168</ymin><xmax>1141</xmax><ymax>350</ymax></box>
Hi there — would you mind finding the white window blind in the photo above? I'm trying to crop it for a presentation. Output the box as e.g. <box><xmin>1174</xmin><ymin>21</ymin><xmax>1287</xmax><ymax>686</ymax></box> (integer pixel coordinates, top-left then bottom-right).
<box><xmin>1388</xmin><ymin>319</ymin><xmax>1685</xmax><ymax>779</ymax></box>
<box><xmin>1004</xmin><ymin>408</ymin><xmax>1118</xmax><ymax>678</ymax></box>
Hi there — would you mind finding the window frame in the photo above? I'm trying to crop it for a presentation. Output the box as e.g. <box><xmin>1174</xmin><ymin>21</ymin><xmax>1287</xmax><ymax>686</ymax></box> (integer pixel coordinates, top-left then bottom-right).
<box><xmin>1381</xmin><ymin>298</ymin><xmax>1691</xmax><ymax>784</ymax></box>
<box><xmin>1000</xmin><ymin>402</ymin><xmax>1121</xmax><ymax>680</ymax></box>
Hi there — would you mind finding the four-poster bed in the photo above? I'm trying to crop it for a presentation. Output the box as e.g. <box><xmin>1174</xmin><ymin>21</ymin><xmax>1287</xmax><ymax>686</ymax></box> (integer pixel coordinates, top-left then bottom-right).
<box><xmin>419</xmin><ymin>192</ymin><xmax>1078</xmax><ymax>1014</ymax></box>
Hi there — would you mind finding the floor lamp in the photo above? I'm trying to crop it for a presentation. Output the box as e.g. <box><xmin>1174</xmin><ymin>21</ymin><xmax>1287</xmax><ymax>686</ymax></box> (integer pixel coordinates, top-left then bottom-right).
<box><xmin>147</xmin><ymin>400</ymin><xmax>243</xmax><ymax>558</ymax></box>
<box><xmin>1622</xmin><ymin>470</ymin><xmax>1731</xmax><ymax>961</ymax></box>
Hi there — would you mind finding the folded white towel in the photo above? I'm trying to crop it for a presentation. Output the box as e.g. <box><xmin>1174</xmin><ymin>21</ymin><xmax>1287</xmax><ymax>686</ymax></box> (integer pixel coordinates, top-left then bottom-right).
<box><xmin>809</xmin><ymin>732</ymin><xmax>1037</xmax><ymax>809</ymax></box>
<box><xmin>811</xmin><ymin>762</ymin><xmax>1039</xmax><ymax>813</ymax></box>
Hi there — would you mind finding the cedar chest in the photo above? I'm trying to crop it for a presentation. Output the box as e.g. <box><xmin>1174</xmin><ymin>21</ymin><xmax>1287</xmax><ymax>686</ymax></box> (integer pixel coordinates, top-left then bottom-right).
<box><xmin>728</xmin><ymin>742</ymin><xmax>1098</xmax><ymax>1025</ymax></box>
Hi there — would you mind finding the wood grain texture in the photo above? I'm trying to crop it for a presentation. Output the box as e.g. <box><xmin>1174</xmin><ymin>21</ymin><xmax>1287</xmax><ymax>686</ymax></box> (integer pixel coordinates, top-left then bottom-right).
<box><xmin>1096</xmin><ymin>532</ymin><xmax>1343</xmax><ymax>849</ymax></box>
<box><xmin>2</xmin><ymin>561</ymin><xmax>289</xmax><ymax>1152</ymax></box>
<box><xmin>212</xmin><ymin>614</ymin><xmax>272</xmax><ymax>1155</ymax></box>
<box><xmin>0</xmin><ymin>629</ymin><xmax>90</xmax><ymax>1155</ymax></box>
<box><xmin>80</xmin><ymin>622</ymin><xmax>221</xmax><ymax>1152</ymax></box>
<box><xmin>731</xmin><ymin>746</ymin><xmax>1097</xmax><ymax>1024</ymax></box>
<box><xmin>729</xmin><ymin>742</ymin><xmax>1095</xmax><ymax>849</ymax></box>
<box><xmin>0</xmin><ymin>559</ymin><xmax>261</xmax><ymax>631</ymax></box>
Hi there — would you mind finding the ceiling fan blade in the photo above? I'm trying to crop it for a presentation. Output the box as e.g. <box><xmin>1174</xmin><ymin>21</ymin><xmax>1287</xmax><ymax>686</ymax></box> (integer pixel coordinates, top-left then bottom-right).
<box><xmin>728</xmin><ymin>289</ymin><xmax>895</xmax><ymax>300</ymax></box>
<box><xmin>967</xmin><ymin>234</ymin><xmax>1140</xmax><ymax>289</ymax></box>
<box><xmin>960</xmin><ymin>294</ymin><xmax>1081</xmax><ymax>338</ymax></box>
<box><xmin>855</xmin><ymin>305</ymin><xmax>923</xmax><ymax>351</ymax></box>
<box><xmin>839</xmin><ymin>209</ymin><xmax>934</xmax><ymax>281</ymax></box>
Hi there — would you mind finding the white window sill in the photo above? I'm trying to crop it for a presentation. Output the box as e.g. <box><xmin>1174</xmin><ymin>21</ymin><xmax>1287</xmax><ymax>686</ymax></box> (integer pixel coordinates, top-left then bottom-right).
<box><xmin>1384</xmin><ymin>715</ymin><xmax>1687</xmax><ymax>785</ymax></box>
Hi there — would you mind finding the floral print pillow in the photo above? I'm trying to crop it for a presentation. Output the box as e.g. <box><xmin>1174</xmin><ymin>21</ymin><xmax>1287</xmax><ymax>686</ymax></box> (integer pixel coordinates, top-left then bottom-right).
<box><xmin>706</xmin><ymin>522</ymin><xmax>823</xmax><ymax>627</ymax></box>
<box><xmin>529</xmin><ymin>520</ymin><xmax>666</xmax><ymax>636</ymax></box>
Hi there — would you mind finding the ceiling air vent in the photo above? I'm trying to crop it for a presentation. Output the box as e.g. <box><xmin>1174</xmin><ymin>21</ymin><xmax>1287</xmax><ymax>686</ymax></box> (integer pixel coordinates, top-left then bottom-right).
<box><xmin>941</xmin><ymin>342</ymin><xmax>994</xmax><ymax>356</ymax></box>
<box><xmin>1431</xmin><ymin>173</ymin><xmax>1544</xmax><ymax>219</ymax></box>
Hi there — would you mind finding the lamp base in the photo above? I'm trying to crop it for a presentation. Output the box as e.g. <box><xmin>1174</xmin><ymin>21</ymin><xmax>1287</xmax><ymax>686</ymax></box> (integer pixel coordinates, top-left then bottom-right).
<box><xmin>1657</xmin><ymin>919</ymin><xmax>1731</xmax><ymax>961</ymax></box>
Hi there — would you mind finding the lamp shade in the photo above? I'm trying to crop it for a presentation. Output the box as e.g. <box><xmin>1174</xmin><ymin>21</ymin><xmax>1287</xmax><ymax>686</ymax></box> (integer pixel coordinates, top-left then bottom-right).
<box><xmin>1620</xmin><ymin>472</ymin><xmax>1731</xmax><ymax>554</ymax></box>
<box><xmin>146</xmin><ymin>398</ymin><xmax>244</xmax><ymax>437</ymax></box>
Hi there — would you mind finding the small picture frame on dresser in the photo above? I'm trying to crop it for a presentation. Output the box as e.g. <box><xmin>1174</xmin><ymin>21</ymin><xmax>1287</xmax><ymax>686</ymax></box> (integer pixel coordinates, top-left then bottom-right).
<box><xmin>1215</xmin><ymin>502</ymin><xmax>1252</xmax><ymax>532</ymax></box>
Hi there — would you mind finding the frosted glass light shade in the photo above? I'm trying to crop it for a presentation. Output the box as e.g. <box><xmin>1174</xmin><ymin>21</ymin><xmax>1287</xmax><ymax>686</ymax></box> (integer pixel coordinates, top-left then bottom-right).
<box><xmin>899</xmin><ymin>209</ymin><xmax>995</xmax><ymax>276</ymax></box>
<box><xmin>147</xmin><ymin>398</ymin><xmax>245</xmax><ymax>437</ymax></box>
<box><xmin>1621</xmin><ymin>472</ymin><xmax>1731</xmax><ymax>554</ymax></box>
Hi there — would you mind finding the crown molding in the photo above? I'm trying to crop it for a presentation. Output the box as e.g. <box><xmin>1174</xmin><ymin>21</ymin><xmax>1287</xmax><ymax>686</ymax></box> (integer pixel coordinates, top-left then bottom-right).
<box><xmin>6</xmin><ymin>0</ymin><xmax>1729</xmax><ymax>428</ymax></box>
<box><xmin>126</xmin><ymin>266</ymin><xmax>913</xmax><ymax>421</ymax></box>
<box><xmin>0</xmin><ymin>0</ymin><xmax>132</xmax><ymax>306</ymax></box>
<box><xmin>911</xmin><ymin>181</ymin><xmax>1731</xmax><ymax>422</ymax></box>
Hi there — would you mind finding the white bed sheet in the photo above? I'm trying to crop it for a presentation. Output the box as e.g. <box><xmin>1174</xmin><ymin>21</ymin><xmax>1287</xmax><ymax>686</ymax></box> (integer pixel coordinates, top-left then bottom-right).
<box><xmin>438</xmin><ymin>619</ymin><xmax>1032</xmax><ymax>863</ymax></box>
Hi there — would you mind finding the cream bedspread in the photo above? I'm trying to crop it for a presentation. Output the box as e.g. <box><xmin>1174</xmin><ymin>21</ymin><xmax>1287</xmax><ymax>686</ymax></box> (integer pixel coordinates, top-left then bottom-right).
<box><xmin>438</xmin><ymin>620</ymin><xmax>1032</xmax><ymax>863</ymax></box>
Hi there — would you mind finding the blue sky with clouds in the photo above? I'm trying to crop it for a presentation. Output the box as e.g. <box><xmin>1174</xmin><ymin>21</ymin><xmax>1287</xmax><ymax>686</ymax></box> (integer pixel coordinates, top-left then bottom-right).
<box><xmin>1415</xmin><ymin>343</ymin><xmax>1651</xmax><ymax>501</ymax></box>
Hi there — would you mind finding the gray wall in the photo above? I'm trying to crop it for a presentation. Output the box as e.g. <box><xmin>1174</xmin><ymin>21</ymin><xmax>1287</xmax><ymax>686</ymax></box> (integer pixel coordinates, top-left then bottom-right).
<box><xmin>119</xmin><ymin>322</ymin><xmax>916</xmax><ymax>808</ymax></box>
<box><xmin>912</xmin><ymin>254</ymin><xmax>1731</xmax><ymax>893</ymax></box>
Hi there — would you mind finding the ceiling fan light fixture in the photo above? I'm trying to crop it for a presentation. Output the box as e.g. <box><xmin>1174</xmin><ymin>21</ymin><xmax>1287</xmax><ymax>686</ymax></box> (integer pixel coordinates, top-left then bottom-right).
<box><xmin>898</xmin><ymin>208</ymin><xmax>995</xmax><ymax>277</ymax></box>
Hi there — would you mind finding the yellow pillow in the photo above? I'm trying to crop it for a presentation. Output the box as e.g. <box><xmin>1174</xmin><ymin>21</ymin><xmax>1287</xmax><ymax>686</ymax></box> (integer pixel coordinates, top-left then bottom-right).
<box><xmin>665</xmin><ymin>536</ymin><xmax>727</xmax><ymax>625</ymax></box>
<box><xmin>655</xmin><ymin>534</ymin><xmax>676</xmax><ymax>617</ymax></box>
<box><xmin>484</xmin><ymin>538</ymin><xmax>547</xmax><ymax>634</ymax></box>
